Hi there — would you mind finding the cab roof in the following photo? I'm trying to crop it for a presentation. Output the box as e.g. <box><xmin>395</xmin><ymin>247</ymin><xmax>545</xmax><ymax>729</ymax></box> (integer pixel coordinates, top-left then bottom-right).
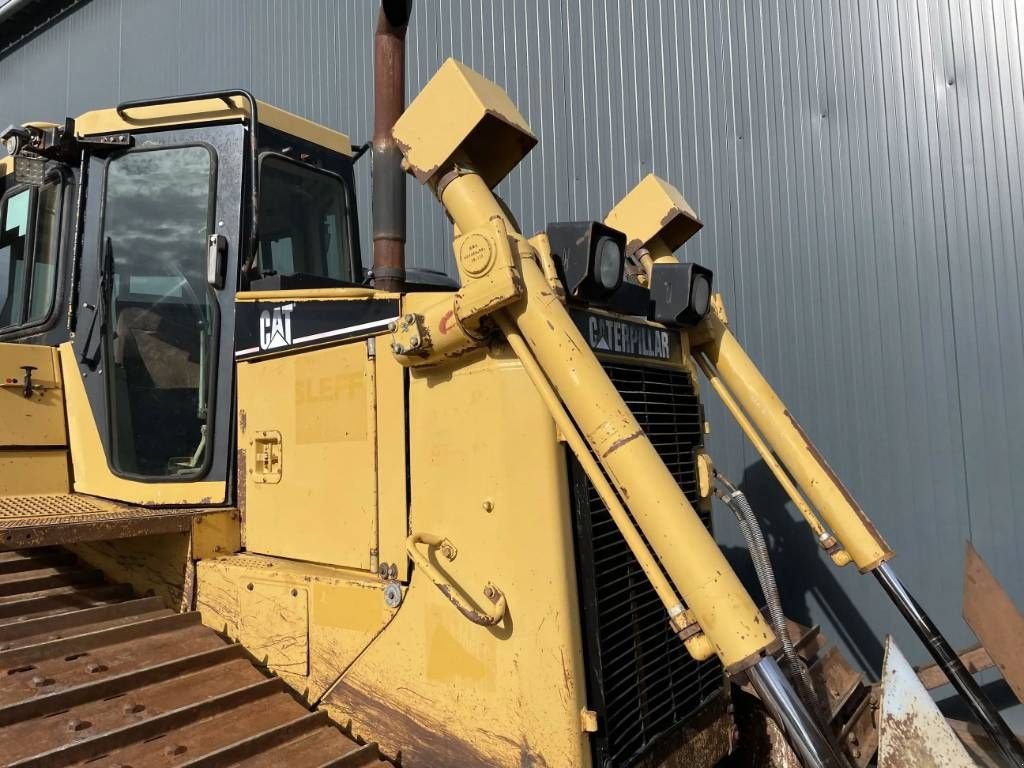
<box><xmin>73</xmin><ymin>95</ymin><xmax>351</xmax><ymax>156</ymax></box>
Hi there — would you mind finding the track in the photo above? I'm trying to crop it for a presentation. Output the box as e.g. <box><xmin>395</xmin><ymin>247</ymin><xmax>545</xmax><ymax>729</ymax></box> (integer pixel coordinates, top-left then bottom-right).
<box><xmin>0</xmin><ymin>548</ymin><xmax>388</xmax><ymax>767</ymax></box>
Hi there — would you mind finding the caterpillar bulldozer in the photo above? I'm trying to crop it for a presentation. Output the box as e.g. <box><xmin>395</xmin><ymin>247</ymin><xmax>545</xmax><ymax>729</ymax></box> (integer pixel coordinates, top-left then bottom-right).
<box><xmin>0</xmin><ymin>4</ymin><xmax>1021</xmax><ymax>767</ymax></box>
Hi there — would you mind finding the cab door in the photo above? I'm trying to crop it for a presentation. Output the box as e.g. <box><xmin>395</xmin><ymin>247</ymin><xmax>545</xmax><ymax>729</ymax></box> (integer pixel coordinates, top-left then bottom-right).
<box><xmin>68</xmin><ymin>125</ymin><xmax>245</xmax><ymax>505</ymax></box>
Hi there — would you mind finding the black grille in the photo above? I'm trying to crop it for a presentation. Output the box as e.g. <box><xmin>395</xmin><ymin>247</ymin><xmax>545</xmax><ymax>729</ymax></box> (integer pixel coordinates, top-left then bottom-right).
<box><xmin>570</xmin><ymin>363</ymin><xmax>723</xmax><ymax>767</ymax></box>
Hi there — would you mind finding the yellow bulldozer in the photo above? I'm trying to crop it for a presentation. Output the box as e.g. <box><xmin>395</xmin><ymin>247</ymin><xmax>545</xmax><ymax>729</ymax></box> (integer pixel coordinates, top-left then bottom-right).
<box><xmin>0</xmin><ymin>4</ymin><xmax>1020</xmax><ymax>767</ymax></box>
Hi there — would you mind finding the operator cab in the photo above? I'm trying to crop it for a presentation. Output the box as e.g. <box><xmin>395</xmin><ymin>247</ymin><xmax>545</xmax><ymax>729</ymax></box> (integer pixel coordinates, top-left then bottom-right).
<box><xmin>0</xmin><ymin>93</ymin><xmax>362</xmax><ymax>501</ymax></box>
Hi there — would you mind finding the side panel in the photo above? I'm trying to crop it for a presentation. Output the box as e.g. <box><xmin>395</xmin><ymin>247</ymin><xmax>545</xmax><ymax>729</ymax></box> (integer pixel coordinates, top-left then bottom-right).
<box><xmin>238</xmin><ymin>341</ymin><xmax>378</xmax><ymax>569</ymax></box>
<box><xmin>322</xmin><ymin>347</ymin><xmax>591</xmax><ymax>767</ymax></box>
<box><xmin>0</xmin><ymin>342</ymin><xmax>69</xmax><ymax>495</ymax></box>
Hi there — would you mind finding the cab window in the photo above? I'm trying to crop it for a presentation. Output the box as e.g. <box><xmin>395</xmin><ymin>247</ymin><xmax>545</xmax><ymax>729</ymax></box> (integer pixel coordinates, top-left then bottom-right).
<box><xmin>0</xmin><ymin>181</ymin><xmax>61</xmax><ymax>330</ymax></box>
<box><xmin>102</xmin><ymin>145</ymin><xmax>216</xmax><ymax>477</ymax></box>
<box><xmin>256</xmin><ymin>155</ymin><xmax>353</xmax><ymax>284</ymax></box>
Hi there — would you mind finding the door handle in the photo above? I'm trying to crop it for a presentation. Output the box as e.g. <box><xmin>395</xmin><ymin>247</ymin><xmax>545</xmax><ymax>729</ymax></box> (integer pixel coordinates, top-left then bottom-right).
<box><xmin>406</xmin><ymin>532</ymin><xmax>506</xmax><ymax>627</ymax></box>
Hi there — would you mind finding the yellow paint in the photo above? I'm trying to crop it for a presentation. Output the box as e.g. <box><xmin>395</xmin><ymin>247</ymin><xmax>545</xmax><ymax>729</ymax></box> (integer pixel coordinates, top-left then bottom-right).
<box><xmin>604</xmin><ymin>173</ymin><xmax>703</xmax><ymax>254</ymax></box>
<box><xmin>240</xmin><ymin>580</ymin><xmax>310</xmax><ymax>677</ymax></box>
<box><xmin>694</xmin><ymin>306</ymin><xmax>892</xmax><ymax>571</ymax></box>
<box><xmin>391</xmin><ymin>58</ymin><xmax>537</xmax><ymax>188</ymax></box>
<box><xmin>59</xmin><ymin>343</ymin><xmax>224</xmax><ymax>504</ymax></box>
<box><xmin>237</xmin><ymin>341</ymin><xmax>377</xmax><ymax>570</ymax></box>
<box><xmin>190</xmin><ymin>510</ymin><xmax>241</xmax><ymax>560</ymax></box>
<box><xmin>0</xmin><ymin>343</ymin><xmax>66</xmax><ymax>447</ymax></box>
<box><xmin>425</xmin><ymin>609</ymin><xmax>495</xmax><ymax>686</ymax></box>
<box><xmin>196</xmin><ymin>553</ymin><xmax>396</xmax><ymax>702</ymax></box>
<box><xmin>236</xmin><ymin>287</ymin><xmax>385</xmax><ymax>302</ymax></box>
<box><xmin>74</xmin><ymin>96</ymin><xmax>351</xmax><ymax>155</ymax></box>
<box><xmin>0</xmin><ymin>450</ymin><xmax>69</xmax><ymax>495</ymax></box>
<box><xmin>323</xmin><ymin>349</ymin><xmax>591</xmax><ymax>767</ymax></box>
<box><xmin>312</xmin><ymin>581</ymin><xmax>385</xmax><ymax>633</ymax></box>
<box><xmin>374</xmin><ymin>349</ymin><xmax>409</xmax><ymax>581</ymax></box>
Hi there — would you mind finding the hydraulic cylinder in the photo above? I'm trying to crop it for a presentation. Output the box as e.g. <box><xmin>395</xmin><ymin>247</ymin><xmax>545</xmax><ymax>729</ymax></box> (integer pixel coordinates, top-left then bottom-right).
<box><xmin>440</xmin><ymin>170</ymin><xmax>774</xmax><ymax>671</ymax></box>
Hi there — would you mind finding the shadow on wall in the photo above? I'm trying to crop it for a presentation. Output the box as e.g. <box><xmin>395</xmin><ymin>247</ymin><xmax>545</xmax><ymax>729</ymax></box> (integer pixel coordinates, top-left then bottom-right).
<box><xmin>719</xmin><ymin>458</ymin><xmax>885</xmax><ymax>677</ymax></box>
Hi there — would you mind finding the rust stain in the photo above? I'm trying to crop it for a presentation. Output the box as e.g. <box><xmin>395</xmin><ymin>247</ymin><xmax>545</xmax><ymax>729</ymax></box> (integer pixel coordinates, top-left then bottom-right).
<box><xmin>437</xmin><ymin>582</ymin><xmax>497</xmax><ymax>627</ymax></box>
<box><xmin>327</xmin><ymin>679</ymin><xmax>499</xmax><ymax>766</ymax></box>
<box><xmin>602</xmin><ymin>429</ymin><xmax>643</xmax><ymax>458</ymax></box>
<box><xmin>239</xmin><ymin>408</ymin><xmax>247</xmax><ymax>434</ymax></box>
<box><xmin>236</xmin><ymin>449</ymin><xmax>247</xmax><ymax>516</ymax></box>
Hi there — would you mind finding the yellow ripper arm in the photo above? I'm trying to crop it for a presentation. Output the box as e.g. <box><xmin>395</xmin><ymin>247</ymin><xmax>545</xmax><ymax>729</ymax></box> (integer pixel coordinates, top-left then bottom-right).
<box><xmin>690</xmin><ymin>299</ymin><xmax>893</xmax><ymax>573</ymax></box>
<box><xmin>439</xmin><ymin>167</ymin><xmax>775</xmax><ymax>673</ymax></box>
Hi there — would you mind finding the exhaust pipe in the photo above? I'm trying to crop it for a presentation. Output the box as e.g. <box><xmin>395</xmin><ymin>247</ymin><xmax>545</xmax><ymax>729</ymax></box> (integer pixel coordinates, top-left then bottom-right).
<box><xmin>371</xmin><ymin>0</ymin><xmax>412</xmax><ymax>292</ymax></box>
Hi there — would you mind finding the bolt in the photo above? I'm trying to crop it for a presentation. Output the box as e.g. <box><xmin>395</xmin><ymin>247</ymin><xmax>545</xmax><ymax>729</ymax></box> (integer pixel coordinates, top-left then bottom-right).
<box><xmin>392</xmin><ymin>343</ymin><xmax>405</xmax><ymax>355</ymax></box>
<box><xmin>246</xmin><ymin>583</ymin><xmax>254</xmax><ymax>591</ymax></box>
<box><xmin>86</xmin><ymin>662</ymin><xmax>108</xmax><ymax>674</ymax></box>
<box><xmin>388</xmin><ymin>563</ymin><xmax>398</xmax><ymax>579</ymax></box>
<box><xmin>291</xmin><ymin>588</ymin><xmax>298</xmax><ymax>597</ymax></box>
<box><xmin>67</xmin><ymin>718</ymin><xmax>91</xmax><ymax>732</ymax></box>
<box><xmin>378</xmin><ymin>563</ymin><xmax>390</xmax><ymax>579</ymax></box>
<box><xmin>409</xmin><ymin>336</ymin><xmax>419</xmax><ymax>348</ymax></box>
<box><xmin>483</xmin><ymin>585</ymin><xmax>496</xmax><ymax>600</ymax></box>
<box><xmin>387</xmin><ymin>321</ymin><xmax>397</xmax><ymax>332</ymax></box>
<box><xmin>31</xmin><ymin>675</ymin><xmax>53</xmax><ymax>688</ymax></box>
<box><xmin>482</xmin><ymin>500</ymin><xmax>494</xmax><ymax>513</ymax></box>
<box><xmin>122</xmin><ymin>702</ymin><xmax>145</xmax><ymax>714</ymax></box>
<box><xmin>404</xmin><ymin>314</ymin><xmax>415</xmax><ymax>323</ymax></box>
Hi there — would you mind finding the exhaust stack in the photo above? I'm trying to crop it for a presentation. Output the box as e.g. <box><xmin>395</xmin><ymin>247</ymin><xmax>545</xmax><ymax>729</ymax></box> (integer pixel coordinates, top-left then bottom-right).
<box><xmin>371</xmin><ymin>0</ymin><xmax>412</xmax><ymax>292</ymax></box>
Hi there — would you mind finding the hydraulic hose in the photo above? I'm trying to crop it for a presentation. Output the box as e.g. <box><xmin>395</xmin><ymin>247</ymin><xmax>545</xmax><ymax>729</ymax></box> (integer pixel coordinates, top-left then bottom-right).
<box><xmin>715</xmin><ymin>474</ymin><xmax>820</xmax><ymax>713</ymax></box>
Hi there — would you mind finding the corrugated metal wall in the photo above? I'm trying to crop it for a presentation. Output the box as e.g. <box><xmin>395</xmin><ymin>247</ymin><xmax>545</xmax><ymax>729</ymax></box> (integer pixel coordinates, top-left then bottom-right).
<box><xmin>2</xmin><ymin>0</ymin><xmax>1023</xmax><ymax>677</ymax></box>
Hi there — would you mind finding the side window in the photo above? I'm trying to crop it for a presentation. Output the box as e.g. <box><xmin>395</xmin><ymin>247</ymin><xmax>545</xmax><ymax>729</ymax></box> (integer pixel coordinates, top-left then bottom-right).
<box><xmin>0</xmin><ymin>189</ymin><xmax>31</xmax><ymax>326</ymax></box>
<box><xmin>257</xmin><ymin>156</ymin><xmax>354</xmax><ymax>283</ymax></box>
<box><xmin>0</xmin><ymin>181</ymin><xmax>62</xmax><ymax>331</ymax></box>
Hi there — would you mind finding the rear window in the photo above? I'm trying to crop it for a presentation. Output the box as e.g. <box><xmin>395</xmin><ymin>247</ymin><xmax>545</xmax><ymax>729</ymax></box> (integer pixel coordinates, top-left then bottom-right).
<box><xmin>256</xmin><ymin>156</ymin><xmax>353</xmax><ymax>283</ymax></box>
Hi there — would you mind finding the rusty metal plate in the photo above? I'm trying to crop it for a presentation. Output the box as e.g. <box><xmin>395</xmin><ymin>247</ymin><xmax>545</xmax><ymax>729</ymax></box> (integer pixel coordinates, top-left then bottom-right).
<box><xmin>878</xmin><ymin>636</ymin><xmax>975</xmax><ymax>767</ymax></box>
<box><xmin>963</xmin><ymin>541</ymin><xmax>1024</xmax><ymax>704</ymax></box>
<box><xmin>0</xmin><ymin>547</ymin><xmax>388</xmax><ymax>766</ymax></box>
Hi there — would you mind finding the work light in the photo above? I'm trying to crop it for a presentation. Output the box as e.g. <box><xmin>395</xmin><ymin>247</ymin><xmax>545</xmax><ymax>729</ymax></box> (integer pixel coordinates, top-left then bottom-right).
<box><xmin>546</xmin><ymin>221</ymin><xmax>626</xmax><ymax>300</ymax></box>
<box><xmin>649</xmin><ymin>261</ymin><xmax>714</xmax><ymax>326</ymax></box>
<box><xmin>1</xmin><ymin>126</ymin><xmax>29</xmax><ymax>157</ymax></box>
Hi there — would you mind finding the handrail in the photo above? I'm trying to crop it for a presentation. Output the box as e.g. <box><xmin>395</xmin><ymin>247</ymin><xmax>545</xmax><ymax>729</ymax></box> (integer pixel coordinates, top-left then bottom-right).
<box><xmin>406</xmin><ymin>532</ymin><xmax>506</xmax><ymax>627</ymax></box>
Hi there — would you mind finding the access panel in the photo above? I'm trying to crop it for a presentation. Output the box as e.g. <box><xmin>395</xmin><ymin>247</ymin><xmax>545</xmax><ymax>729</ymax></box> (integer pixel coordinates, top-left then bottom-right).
<box><xmin>238</xmin><ymin>340</ymin><xmax>378</xmax><ymax>570</ymax></box>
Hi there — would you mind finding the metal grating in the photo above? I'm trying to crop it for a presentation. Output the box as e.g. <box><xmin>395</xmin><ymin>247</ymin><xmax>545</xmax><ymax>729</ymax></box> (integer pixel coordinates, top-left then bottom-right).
<box><xmin>571</xmin><ymin>363</ymin><xmax>722</xmax><ymax>767</ymax></box>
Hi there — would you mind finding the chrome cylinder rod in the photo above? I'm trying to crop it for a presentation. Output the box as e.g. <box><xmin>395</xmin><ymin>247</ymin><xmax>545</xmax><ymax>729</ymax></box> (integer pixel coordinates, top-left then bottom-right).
<box><xmin>747</xmin><ymin>656</ymin><xmax>849</xmax><ymax>768</ymax></box>
<box><xmin>874</xmin><ymin>562</ymin><xmax>1024</xmax><ymax>767</ymax></box>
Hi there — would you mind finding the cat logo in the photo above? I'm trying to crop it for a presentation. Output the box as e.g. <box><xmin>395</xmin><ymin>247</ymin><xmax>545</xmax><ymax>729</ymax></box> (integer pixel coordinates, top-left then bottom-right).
<box><xmin>259</xmin><ymin>303</ymin><xmax>294</xmax><ymax>350</ymax></box>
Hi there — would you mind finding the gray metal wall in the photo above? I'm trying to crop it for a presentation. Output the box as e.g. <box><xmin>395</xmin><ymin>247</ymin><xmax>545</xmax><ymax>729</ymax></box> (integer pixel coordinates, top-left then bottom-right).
<box><xmin>2</xmin><ymin>0</ymin><xmax>1023</xmax><ymax>679</ymax></box>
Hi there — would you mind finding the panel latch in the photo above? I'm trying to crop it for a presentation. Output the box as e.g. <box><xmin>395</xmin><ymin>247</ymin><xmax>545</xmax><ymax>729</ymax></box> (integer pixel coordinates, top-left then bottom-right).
<box><xmin>251</xmin><ymin>431</ymin><xmax>283</xmax><ymax>484</ymax></box>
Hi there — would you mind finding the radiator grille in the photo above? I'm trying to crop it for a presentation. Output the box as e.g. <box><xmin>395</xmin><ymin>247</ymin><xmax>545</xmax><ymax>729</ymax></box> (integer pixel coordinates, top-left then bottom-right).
<box><xmin>570</xmin><ymin>363</ymin><xmax>723</xmax><ymax>767</ymax></box>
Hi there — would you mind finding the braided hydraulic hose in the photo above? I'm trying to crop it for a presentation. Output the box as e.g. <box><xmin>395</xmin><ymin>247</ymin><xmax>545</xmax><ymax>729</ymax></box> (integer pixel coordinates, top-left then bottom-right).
<box><xmin>714</xmin><ymin>474</ymin><xmax>821</xmax><ymax>714</ymax></box>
